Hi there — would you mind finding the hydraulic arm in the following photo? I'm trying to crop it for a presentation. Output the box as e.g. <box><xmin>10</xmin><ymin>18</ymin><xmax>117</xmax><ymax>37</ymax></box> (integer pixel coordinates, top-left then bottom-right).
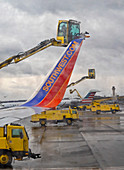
<box><xmin>0</xmin><ymin>19</ymin><xmax>90</xmax><ymax>70</ymax></box>
<box><xmin>67</xmin><ymin>76</ymin><xmax>89</xmax><ymax>88</ymax></box>
<box><xmin>70</xmin><ymin>89</ymin><xmax>83</xmax><ymax>99</ymax></box>
<box><xmin>67</xmin><ymin>69</ymin><xmax>95</xmax><ymax>88</ymax></box>
<box><xmin>0</xmin><ymin>38</ymin><xmax>56</xmax><ymax>69</ymax></box>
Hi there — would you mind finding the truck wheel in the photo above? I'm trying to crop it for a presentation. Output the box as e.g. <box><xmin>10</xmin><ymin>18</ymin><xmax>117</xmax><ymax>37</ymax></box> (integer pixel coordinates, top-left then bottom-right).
<box><xmin>96</xmin><ymin>110</ymin><xmax>100</xmax><ymax>114</ymax></box>
<box><xmin>82</xmin><ymin>106</ymin><xmax>86</xmax><ymax>111</ymax></box>
<box><xmin>111</xmin><ymin>109</ymin><xmax>116</xmax><ymax>114</ymax></box>
<box><xmin>66</xmin><ymin>119</ymin><xmax>72</xmax><ymax>125</ymax></box>
<box><xmin>40</xmin><ymin>119</ymin><xmax>46</xmax><ymax>126</ymax></box>
<box><xmin>0</xmin><ymin>152</ymin><xmax>12</xmax><ymax>166</ymax></box>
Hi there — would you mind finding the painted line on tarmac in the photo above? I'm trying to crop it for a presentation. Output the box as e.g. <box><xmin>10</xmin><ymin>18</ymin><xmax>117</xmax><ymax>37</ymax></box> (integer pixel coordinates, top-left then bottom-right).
<box><xmin>40</xmin><ymin>127</ymin><xmax>46</xmax><ymax>144</ymax></box>
<box><xmin>80</xmin><ymin>131</ymin><xmax>104</xmax><ymax>170</ymax></box>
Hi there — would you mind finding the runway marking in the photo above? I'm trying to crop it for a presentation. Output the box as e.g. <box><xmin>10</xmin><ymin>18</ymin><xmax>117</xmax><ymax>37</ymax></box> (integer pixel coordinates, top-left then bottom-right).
<box><xmin>80</xmin><ymin>132</ymin><xmax>104</xmax><ymax>170</ymax></box>
<box><xmin>40</xmin><ymin>127</ymin><xmax>46</xmax><ymax>144</ymax></box>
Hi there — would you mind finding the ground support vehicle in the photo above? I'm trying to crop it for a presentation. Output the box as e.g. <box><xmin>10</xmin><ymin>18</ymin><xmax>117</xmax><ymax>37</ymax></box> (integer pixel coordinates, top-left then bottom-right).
<box><xmin>77</xmin><ymin>105</ymin><xmax>88</xmax><ymax>111</ymax></box>
<box><xmin>78</xmin><ymin>95</ymin><xmax>121</xmax><ymax>114</ymax></box>
<box><xmin>89</xmin><ymin>102</ymin><xmax>120</xmax><ymax>114</ymax></box>
<box><xmin>0</xmin><ymin>19</ymin><xmax>89</xmax><ymax>70</ymax></box>
<box><xmin>0</xmin><ymin>124</ymin><xmax>40</xmax><ymax>167</ymax></box>
<box><xmin>78</xmin><ymin>103</ymin><xmax>120</xmax><ymax>114</ymax></box>
<box><xmin>31</xmin><ymin>108</ymin><xmax>79</xmax><ymax>126</ymax></box>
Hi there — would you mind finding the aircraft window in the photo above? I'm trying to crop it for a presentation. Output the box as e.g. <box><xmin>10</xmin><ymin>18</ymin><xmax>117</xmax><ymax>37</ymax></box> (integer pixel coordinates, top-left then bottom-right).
<box><xmin>12</xmin><ymin>129</ymin><xmax>23</xmax><ymax>138</ymax></box>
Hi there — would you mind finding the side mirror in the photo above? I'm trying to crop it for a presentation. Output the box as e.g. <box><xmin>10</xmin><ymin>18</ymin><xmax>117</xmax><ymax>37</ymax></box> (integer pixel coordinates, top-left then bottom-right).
<box><xmin>20</xmin><ymin>132</ymin><xmax>23</xmax><ymax>139</ymax></box>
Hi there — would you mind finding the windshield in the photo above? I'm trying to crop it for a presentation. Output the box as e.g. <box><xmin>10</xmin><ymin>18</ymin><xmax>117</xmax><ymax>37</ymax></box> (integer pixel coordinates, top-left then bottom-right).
<box><xmin>72</xmin><ymin>110</ymin><xmax>77</xmax><ymax>114</ymax></box>
<box><xmin>70</xmin><ymin>24</ymin><xmax>80</xmax><ymax>36</ymax></box>
<box><xmin>12</xmin><ymin>128</ymin><xmax>23</xmax><ymax>138</ymax></box>
<box><xmin>58</xmin><ymin>22</ymin><xmax>67</xmax><ymax>36</ymax></box>
<box><xmin>58</xmin><ymin>22</ymin><xmax>67</xmax><ymax>43</ymax></box>
<box><xmin>68</xmin><ymin>22</ymin><xmax>80</xmax><ymax>43</ymax></box>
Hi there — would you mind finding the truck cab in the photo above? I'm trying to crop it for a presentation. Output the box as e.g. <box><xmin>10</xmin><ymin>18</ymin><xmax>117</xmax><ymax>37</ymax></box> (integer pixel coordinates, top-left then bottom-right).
<box><xmin>5</xmin><ymin>124</ymin><xmax>29</xmax><ymax>153</ymax></box>
<box><xmin>0</xmin><ymin>123</ymin><xmax>40</xmax><ymax>167</ymax></box>
<box><xmin>57</xmin><ymin>19</ymin><xmax>81</xmax><ymax>46</ymax></box>
<box><xmin>0</xmin><ymin>124</ymin><xmax>29</xmax><ymax>166</ymax></box>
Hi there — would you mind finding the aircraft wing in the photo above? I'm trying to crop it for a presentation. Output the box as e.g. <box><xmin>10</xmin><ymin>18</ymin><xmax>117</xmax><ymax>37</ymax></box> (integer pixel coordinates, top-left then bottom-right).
<box><xmin>0</xmin><ymin>107</ymin><xmax>33</xmax><ymax>126</ymax></box>
<box><xmin>0</xmin><ymin>106</ymin><xmax>50</xmax><ymax>126</ymax></box>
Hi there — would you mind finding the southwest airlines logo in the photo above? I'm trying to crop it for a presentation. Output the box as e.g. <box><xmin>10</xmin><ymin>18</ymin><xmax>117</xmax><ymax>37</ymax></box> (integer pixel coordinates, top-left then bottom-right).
<box><xmin>22</xmin><ymin>39</ymin><xmax>82</xmax><ymax>107</ymax></box>
<box><xmin>42</xmin><ymin>40</ymin><xmax>79</xmax><ymax>92</ymax></box>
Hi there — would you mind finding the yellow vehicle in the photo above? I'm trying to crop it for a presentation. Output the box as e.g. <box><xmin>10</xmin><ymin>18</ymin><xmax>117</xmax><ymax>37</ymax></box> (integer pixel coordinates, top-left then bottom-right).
<box><xmin>89</xmin><ymin>102</ymin><xmax>120</xmax><ymax>114</ymax></box>
<box><xmin>78</xmin><ymin>103</ymin><xmax>120</xmax><ymax>114</ymax></box>
<box><xmin>77</xmin><ymin>93</ymin><xmax>121</xmax><ymax>114</ymax></box>
<box><xmin>0</xmin><ymin>19</ymin><xmax>89</xmax><ymax>69</ymax></box>
<box><xmin>31</xmin><ymin>108</ymin><xmax>79</xmax><ymax>126</ymax></box>
<box><xmin>57</xmin><ymin>20</ymin><xmax>89</xmax><ymax>46</ymax></box>
<box><xmin>0</xmin><ymin>123</ymin><xmax>40</xmax><ymax>167</ymax></box>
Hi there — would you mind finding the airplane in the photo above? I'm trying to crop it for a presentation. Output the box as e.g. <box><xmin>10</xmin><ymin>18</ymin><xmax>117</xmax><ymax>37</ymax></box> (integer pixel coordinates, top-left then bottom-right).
<box><xmin>0</xmin><ymin>103</ymin><xmax>19</xmax><ymax>109</ymax></box>
<box><xmin>0</xmin><ymin>38</ymin><xmax>86</xmax><ymax>126</ymax></box>
<box><xmin>81</xmin><ymin>90</ymin><xmax>99</xmax><ymax>104</ymax></box>
<box><xmin>0</xmin><ymin>101</ymin><xmax>25</xmax><ymax>109</ymax></box>
<box><xmin>57</xmin><ymin>90</ymin><xmax>98</xmax><ymax>109</ymax></box>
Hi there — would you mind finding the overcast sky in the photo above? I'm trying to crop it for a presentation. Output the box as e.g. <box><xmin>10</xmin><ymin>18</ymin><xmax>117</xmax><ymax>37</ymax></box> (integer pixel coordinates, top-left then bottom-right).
<box><xmin>0</xmin><ymin>0</ymin><xmax>124</xmax><ymax>100</ymax></box>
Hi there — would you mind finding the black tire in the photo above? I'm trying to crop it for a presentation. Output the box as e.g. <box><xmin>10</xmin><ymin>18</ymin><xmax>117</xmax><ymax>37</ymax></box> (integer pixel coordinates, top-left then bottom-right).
<box><xmin>6</xmin><ymin>152</ymin><xmax>12</xmax><ymax>166</ymax></box>
<box><xmin>82</xmin><ymin>106</ymin><xmax>86</xmax><ymax>111</ymax></box>
<box><xmin>76</xmin><ymin>107</ymin><xmax>80</xmax><ymax>110</ymax></box>
<box><xmin>96</xmin><ymin>110</ymin><xmax>100</xmax><ymax>114</ymax></box>
<box><xmin>111</xmin><ymin>109</ymin><xmax>116</xmax><ymax>114</ymax></box>
<box><xmin>0</xmin><ymin>151</ymin><xmax>12</xmax><ymax>166</ymax></box>
<box><xmin>66</xmin><ymin>119</ymin><xmax>72</xmax><ymax>125</ymax></box>
<box><xmin>40</xmin><ymin>119</ymin><xmax>46</xmax><ymax>126</ymax></box>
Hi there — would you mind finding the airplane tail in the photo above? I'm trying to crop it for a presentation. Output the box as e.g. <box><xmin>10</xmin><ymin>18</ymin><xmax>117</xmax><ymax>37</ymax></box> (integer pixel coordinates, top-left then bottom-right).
<box><xmin>22</xmin><ymin>38</ymin><xmax>84</xmax><ymax>108</ymax></box>
<box><xmin>81</xmin><ymin>90</ymin><xmax>98</xmax><ymax>104</ymax></box>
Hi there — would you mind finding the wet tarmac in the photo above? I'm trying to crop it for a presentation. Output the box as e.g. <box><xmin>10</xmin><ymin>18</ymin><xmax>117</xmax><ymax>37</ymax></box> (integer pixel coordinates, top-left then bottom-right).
<box><xmin>6</xmin><ymin>105</ymin><xmax>124</xmax><ymax>170</ymax></box>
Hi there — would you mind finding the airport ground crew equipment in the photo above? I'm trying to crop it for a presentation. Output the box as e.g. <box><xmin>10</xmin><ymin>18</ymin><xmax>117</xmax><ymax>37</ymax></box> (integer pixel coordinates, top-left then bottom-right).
<box><xmin>0</xmin><ymin>123</ymin><xmax>40</xmax><ymax>167</ymax></box>
<box><xmin>78</xmin><ymin>97</ymin><xmax>120</xmax><ymax>114</ymax></box>
<box><xmin>0</xmin><ymin>19</ymin><xmax>90</xmax><ymax>69</ymax></box>
<box><xmin>70</xmin><ymin>89</ymin><xmax>83</xmax><ymax>99</ymax></box>
<box><xmin>86</xmin><ymin>101</ymin><xmax>120</xmax><ymax>114</ymax></box>
<box><xmin>31</xmin><ymin>107</ymin><xmax>79</xmax><ymax>126</ymax></box>
<box><xmin>67</xmin><ymin>69</ymin><xmax>95</xmax><ymax>88</ymax></box>
<box><xmin>69</xmin><ymin>87</ymin><xmax>121</xmax><ymax>114</ymax></box>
